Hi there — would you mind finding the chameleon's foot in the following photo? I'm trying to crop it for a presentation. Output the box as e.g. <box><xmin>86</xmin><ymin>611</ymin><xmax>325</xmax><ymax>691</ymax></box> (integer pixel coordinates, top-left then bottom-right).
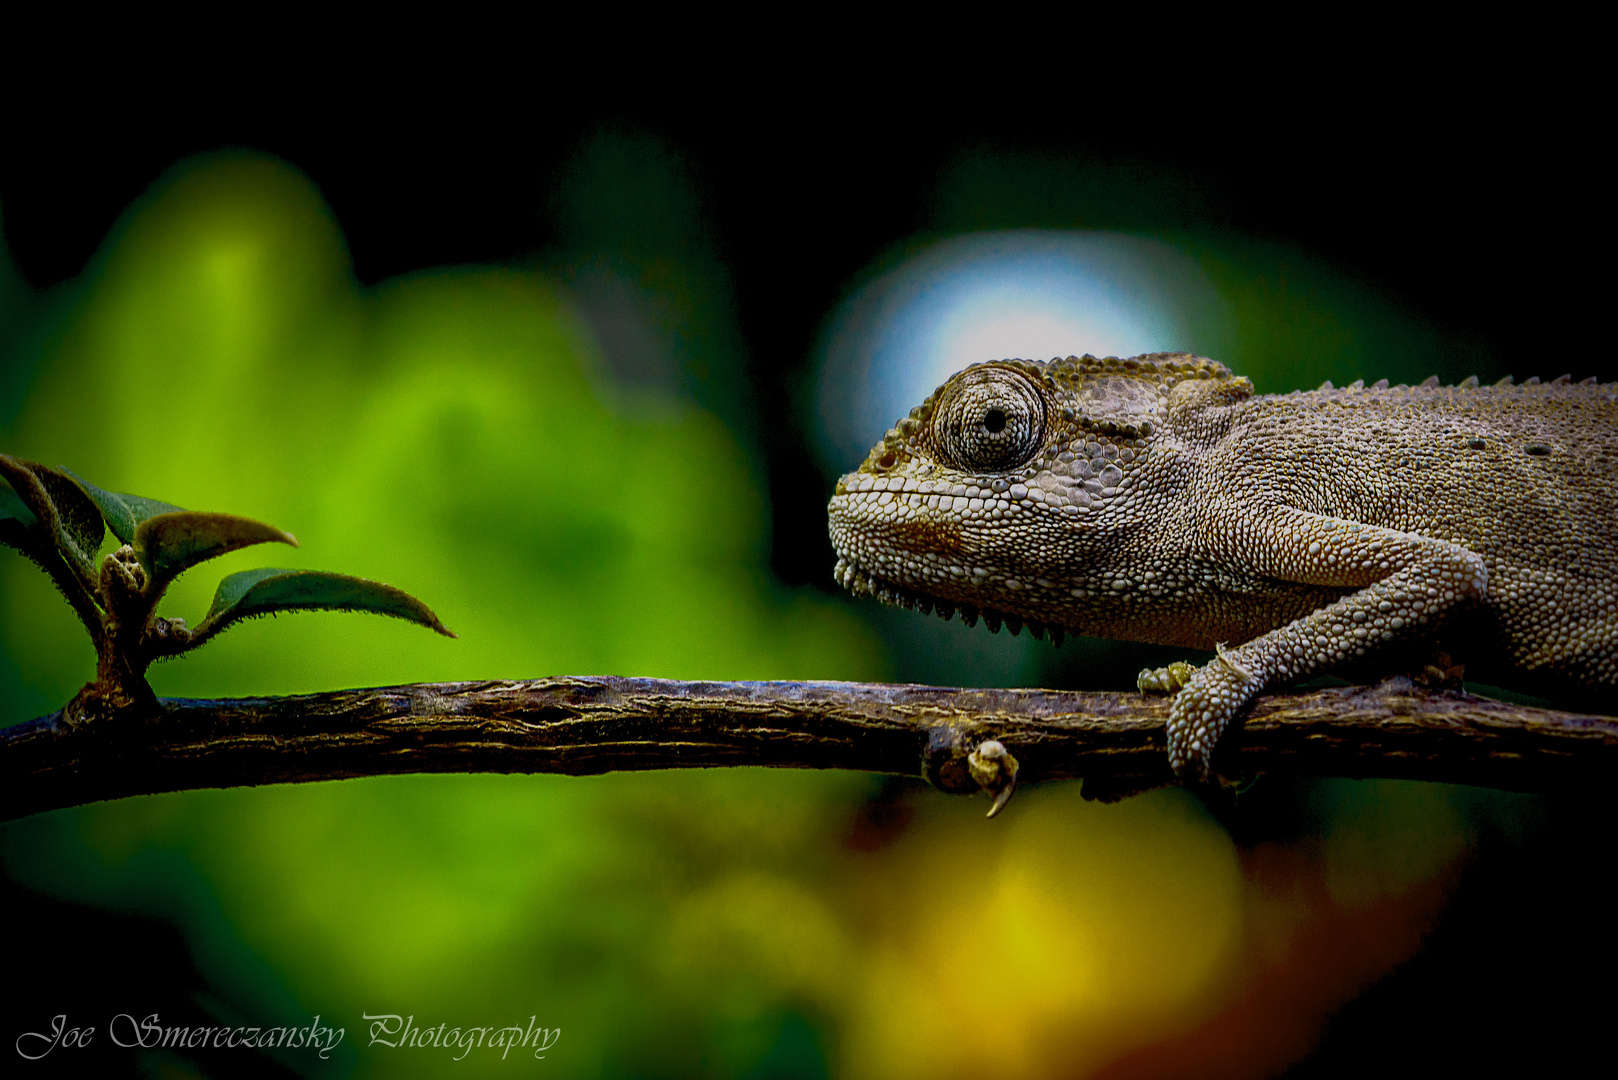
<box><xmin>967</xmin><ymin>739</ymin><xmax>1019</xmax><ymax>818</ymax></box>
<box><xmin>1412</xmin><ymin>650</ymin><xmax>1466</xmax><ymax>690</ymax></box>
<box><xmin>1137</xmin><ymin>660</ymin><xmax>1199</xmax><ymax>695</ymax></box>
<box><xmin>1165</xmin><ymin>650</ymin><xmax>1260</xmax><ymax>782</ymax></box>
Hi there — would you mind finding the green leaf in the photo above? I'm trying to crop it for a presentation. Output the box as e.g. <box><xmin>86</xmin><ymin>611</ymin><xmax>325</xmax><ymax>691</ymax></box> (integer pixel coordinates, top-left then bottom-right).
<box><xmin>0</xmin><ymin>454</ymin><xmax>105</xmax><ymax>585</ymax></box>
<box><xmin>1</xmin><ymin>478</ymin><xmax>40</xmax><ymax>532</ymax></box>
<box><xmin>1</xmin><ymin>478</ymin><xmax>44</xmax><ymax>557</ymax></box>
<box><xmin>33</xmin><ymin>467</ymin><xmax>104</xmax><ymax>565</ymax></box>
<box><xmin>1</xmin><ymin>471</ymin><xmax>106</xmax><ymax>635</ymax></box>
<box><xmin>62</xmin><ymin>468</ymin><xmax>185</xmax><ymax>545</ymax></box>
<box><xmin>134</xmin><ymin>511</ymin><xmax>299</xmax><ymax>585</ymax></box>
<box><xmin>194</xmin><ymin>568</ymin><xmax>456</xmax><ymax>641</ymax></box>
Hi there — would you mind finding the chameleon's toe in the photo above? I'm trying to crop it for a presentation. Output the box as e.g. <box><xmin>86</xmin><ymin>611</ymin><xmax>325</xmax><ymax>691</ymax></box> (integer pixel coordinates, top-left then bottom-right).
<box><xmin>1164</xmin><ymin>657</ymin><xmax>1256</xmax><ymax>782</ymax></box>
<box><xmin>967</xmin><ymin>739</ymin><xmax>1020</xmax><ymax>818</ymax></box>
<box><xmin>1137</xmin><ymin>660</ymin><xmax>1198</xmax><ymax>695</ymax></box>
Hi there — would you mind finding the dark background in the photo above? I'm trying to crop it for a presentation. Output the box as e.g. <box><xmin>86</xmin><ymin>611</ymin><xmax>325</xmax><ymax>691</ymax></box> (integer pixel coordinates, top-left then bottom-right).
<box><xmin>4</xmin><ymin>80</ymin><xmax>1611</xmax><ymax>1077</ymax></box>
<box><xmin>5</xmin><ymin>87</ymin><xmax>1610</xmax><ymax>593</ymax></box>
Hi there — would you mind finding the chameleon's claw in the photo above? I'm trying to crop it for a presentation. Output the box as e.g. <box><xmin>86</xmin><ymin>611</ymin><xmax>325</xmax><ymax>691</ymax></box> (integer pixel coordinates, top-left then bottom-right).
<box><xmin>987</xmin><ymin>784</ymin><xmax>1017</xmax><ymax>818</ymax></box>
<box><xmin>1137</xmin><ymin>660</ymin><xmax>1198</xmax><ymax>695</ymax></box>
<box><xmin>968</xmin><ymin>739</ymin><xmax>1019</xmax><ymax>818</ymax></box>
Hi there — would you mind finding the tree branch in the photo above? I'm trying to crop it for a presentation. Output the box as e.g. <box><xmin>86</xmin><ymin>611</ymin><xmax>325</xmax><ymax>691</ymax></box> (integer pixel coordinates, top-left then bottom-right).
<box><xmin>2</xmin><ymin>676</ymin><xmax>1614</xmax><ymax>821</ymax></box>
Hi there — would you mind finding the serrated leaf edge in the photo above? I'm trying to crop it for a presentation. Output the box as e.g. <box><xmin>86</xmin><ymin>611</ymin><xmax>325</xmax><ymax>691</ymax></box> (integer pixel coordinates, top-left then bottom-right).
<box><xmin>134</xmin><ymin>511</ymin><xmax>299</xmax><ymax>586</ymax></box>
<box><xmin>190</xmin><ymin>568</ymin><xmax>455</xmax><ymax>647</ymax></box>
<box><xmin>60</xmin><ymin>467</ymin><xmax>185</xmax><ymax>546</ymax></box>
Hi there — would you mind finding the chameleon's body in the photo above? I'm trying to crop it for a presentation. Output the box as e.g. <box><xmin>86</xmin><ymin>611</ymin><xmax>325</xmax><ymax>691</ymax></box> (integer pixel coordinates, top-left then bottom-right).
<box><xmin>826</xmin><ymin>353</ymin><xmax>1618</xmax><ymax>779</ymax></box>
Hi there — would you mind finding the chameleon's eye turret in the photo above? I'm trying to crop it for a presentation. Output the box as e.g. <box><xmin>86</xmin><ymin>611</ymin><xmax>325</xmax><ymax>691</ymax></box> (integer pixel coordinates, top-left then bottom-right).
<box><xmin>932</xmin><ymin>366</ymin><xmax>1047</xmax><ymax>473</ymax></box>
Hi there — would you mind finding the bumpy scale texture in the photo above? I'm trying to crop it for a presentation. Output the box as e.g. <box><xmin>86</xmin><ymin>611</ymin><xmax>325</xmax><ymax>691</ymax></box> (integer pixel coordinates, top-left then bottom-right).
<box><xmin>827</xmin><ymin>354</ymin><xmax>1618</xmax><ymax>780</ymax></box>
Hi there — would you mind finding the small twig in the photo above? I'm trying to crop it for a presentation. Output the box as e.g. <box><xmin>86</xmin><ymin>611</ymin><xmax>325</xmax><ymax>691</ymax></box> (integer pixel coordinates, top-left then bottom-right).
<box><xmin>2</xmin><ymin>675</ymin><xmax>1614</xmax><ymax>821</ymax></box>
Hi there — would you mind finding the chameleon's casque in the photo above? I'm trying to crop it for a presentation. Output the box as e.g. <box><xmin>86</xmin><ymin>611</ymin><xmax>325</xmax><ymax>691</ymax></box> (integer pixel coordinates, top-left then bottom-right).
<box><xmin>827</xmin><ymin>353</ymin><xmax>1618</xmax><ymax>779</ymax></box>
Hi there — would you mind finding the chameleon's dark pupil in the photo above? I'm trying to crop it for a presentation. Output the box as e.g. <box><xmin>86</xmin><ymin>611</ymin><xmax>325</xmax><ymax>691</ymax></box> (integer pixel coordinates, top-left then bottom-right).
<box><xmin>983</xmin><ymin>408</ymin><xmax>1008</xmax><ymax>434</ymax></box>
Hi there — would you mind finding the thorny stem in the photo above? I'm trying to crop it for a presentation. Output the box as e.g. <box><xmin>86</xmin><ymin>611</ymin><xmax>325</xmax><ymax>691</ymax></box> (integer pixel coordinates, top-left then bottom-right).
<box><xmin>4</xmin><ymin>675</ymin><xmax>1615</xmax><ymax>821</ymax></box>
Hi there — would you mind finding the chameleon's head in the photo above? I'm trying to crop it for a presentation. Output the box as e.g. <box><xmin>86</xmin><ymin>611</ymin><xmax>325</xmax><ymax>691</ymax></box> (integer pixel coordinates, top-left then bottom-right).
<box><xmin>826</xmin><ymin>352</ymin><xmax>1231</xmax><ymax>636</ymax></box>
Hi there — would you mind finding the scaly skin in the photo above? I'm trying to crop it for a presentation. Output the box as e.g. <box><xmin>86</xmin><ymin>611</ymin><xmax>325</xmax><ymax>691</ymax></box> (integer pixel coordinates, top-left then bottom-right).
<box><xmin>826</xmin><ymin>354</ymin><xmax>1618</xmax><ymax>781</ymax></box>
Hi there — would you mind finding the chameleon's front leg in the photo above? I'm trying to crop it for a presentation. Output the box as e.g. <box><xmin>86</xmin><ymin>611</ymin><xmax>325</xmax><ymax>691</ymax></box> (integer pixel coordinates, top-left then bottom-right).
<box><xmin>1156</xmin><ymin>510</ymin><xmax>1491</xmax><ymax>781</ymax></box>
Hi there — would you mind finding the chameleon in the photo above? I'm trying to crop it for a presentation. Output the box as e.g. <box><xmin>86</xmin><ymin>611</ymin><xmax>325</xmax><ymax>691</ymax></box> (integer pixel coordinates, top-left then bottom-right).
<box><xmin>826</xmin><ymin>353</ymin><xmax>1618</xmax><ymax>781</ymax></box>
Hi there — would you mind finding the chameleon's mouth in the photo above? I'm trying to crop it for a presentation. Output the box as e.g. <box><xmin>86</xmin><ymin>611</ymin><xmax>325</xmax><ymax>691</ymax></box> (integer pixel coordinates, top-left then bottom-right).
<box><xmin>833</xmin><ymin>556</ymin><xmax>1067</xmax><ymax>644</ymax></box>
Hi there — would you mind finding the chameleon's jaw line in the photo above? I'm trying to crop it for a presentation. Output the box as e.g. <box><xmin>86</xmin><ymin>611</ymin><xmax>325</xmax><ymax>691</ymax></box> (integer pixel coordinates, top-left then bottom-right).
<box><xmin>832</xmin><ymin>555</ymin><xmax>1066</xmax><ymax>644</ymax></box>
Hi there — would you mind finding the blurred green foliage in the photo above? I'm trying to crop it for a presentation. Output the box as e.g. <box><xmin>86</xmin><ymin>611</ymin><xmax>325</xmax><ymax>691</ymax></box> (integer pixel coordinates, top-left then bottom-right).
<box><xmin>0</xmin><ymin>144</ymin><xmax>1528</xmax><ymax>1078</ymax></box>
<box><xmin>0</xmin><ymin>151</ymin><xmax>884</xmax><ymax>1077</ymax></box>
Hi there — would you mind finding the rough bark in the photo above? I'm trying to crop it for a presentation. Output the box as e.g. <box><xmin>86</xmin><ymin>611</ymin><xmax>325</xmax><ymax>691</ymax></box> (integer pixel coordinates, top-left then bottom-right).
<box><xmin>4</xmin><ymin>675</ymin><xmax>1615</xmax><ymax>821</ymax></box>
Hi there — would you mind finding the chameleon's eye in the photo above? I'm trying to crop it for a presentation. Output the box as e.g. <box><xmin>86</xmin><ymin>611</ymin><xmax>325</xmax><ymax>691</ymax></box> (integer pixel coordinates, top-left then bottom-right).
<box><xmin>932</xmin><ymin>366</ymin><xmax>1046</xmax><ymax>473</ymax></box>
